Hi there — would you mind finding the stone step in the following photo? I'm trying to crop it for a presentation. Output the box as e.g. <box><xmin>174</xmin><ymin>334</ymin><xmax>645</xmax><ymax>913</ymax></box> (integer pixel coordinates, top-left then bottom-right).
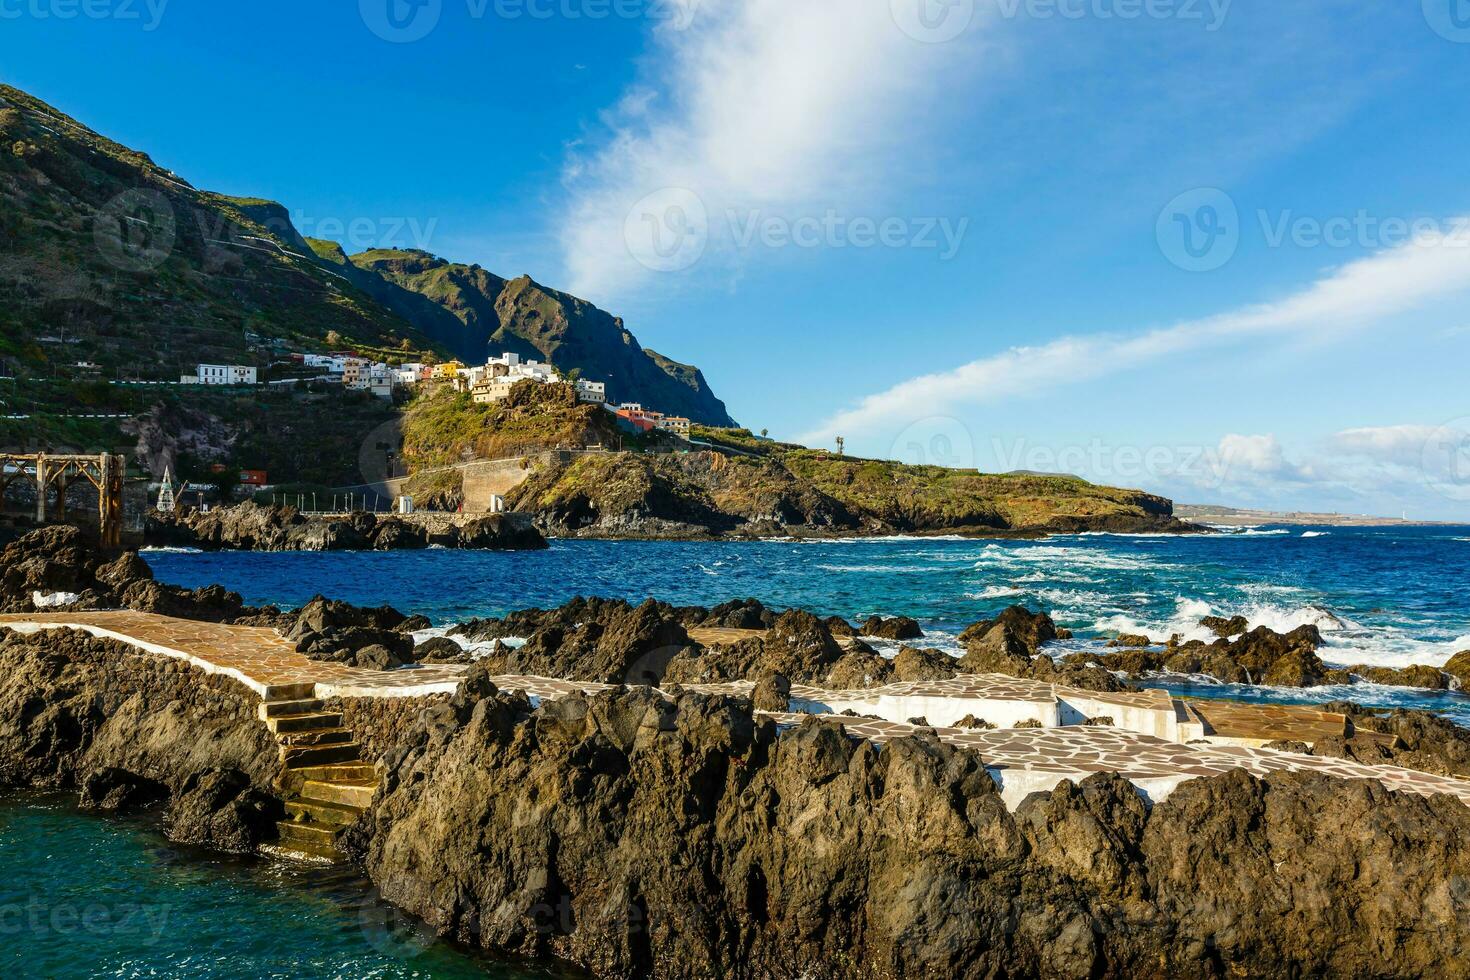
<box><xmin>278</xmin><ymin>727</ymin><xmax>355</xmax><ymax>747</ymax></box>
<box><xmin>281</xmin><ymin>742</ymin><xmax>361</xmax><ymax>769</ymax></box>
<box><xmin>263</xmin><ymin>682</ymin><xmax>316</xmax><ymax>702</ymax></box>
<box><xmin>276</xmin><ymin>820</ymin><xmax>341</xmax><ymax>850</ymax></box>
<box><xmin>292</xmin><ymin>762</ymin><xmax>377</xmax><ymax>783</ymax></box>
<box><xmin>286</xmin><ymin>797</ymin><xmax>363</xmax><ymax>828</ymax></box>
<box><xmin>268</xmin><ymin>711</ymin><xmax>344</xmax><ymax>734</ymax></box>
<box><xmin>259</xmin><ymin>698</ymin><xmax>325</xmax><ymax>720</ymax></box>
<box><xmin>302</xmin><ymin>778</ymin><xmax>377</xmax><ymax>809</ymax></box>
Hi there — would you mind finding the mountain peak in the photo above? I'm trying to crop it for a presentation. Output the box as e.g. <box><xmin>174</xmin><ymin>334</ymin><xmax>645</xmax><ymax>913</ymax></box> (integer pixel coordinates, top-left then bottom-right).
<box><xmin>357</xmin><ymin>254</ymin><xmax>735</xmax><ymax>426</ymax></box>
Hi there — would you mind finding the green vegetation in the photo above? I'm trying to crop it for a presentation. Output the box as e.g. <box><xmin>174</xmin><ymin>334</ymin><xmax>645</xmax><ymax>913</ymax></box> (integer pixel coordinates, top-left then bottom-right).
<box><xmin>508</xmin><ymin>422</ymin><xmax>1177</xmax><ymax>535</ymax></box>
<box><xmin>400</xmin><ymin>380</ymin><xmax>644</xmax><ymax>468</ymax></box>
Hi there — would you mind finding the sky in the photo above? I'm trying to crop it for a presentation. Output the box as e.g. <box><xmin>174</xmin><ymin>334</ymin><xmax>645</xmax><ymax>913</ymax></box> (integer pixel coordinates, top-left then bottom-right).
<box><xmin>4</xmin><ymin>0</ymin><xmax>1470</xmax><ymax>518</ymax></box>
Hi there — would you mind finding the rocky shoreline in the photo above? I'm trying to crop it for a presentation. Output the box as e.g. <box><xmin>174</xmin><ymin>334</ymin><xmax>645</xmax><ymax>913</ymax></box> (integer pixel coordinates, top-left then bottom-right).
<box><xmin>3</xmin><ymin>527</ymin><xmax>1470</xmax><ymax>977</ymax></box>
<box><xmin>528</xmin><ymin>511</ymin><xmax>1205</xmax><ymax>542</ymax></box>
<box><xmin>146</xmin><ymin>502</ymin><xmax>548</xmax><ymax>552</ymax></box>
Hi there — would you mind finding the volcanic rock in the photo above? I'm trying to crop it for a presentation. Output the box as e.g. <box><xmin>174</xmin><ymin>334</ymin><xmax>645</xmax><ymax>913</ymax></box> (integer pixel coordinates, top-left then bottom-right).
<box><xmin>751</xmin><ymin>673</ymin><xmax>791</xmax><ymax>712</ymax></box>
<box><xmin>342</xmin><ymin>686</ymin><xmax>1470</xmax><ymax>978</ymax></box>
<box><xmin>861</xmin><ymin>615</ymin><xmax>924</xmax><ymax>641</ymax></box>
<box><xmin>959</xmin><ymin>605</ymin><xmax>1059</xmax><ymax>654</ymax></box>
<box><xmin>891</xmin><ymin>645</ymin><xmax>958</xmax><ymax>682</ymax></box>
<box><xmin>1200</xmin><ymin>614</ymin><xmax>1249</xmax><ymax>638</ymax></box>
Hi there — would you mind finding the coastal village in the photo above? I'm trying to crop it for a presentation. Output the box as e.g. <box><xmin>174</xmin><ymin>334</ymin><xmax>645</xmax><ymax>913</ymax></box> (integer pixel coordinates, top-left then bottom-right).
<box><xmin>181</xmin><ymin>349</ymin><xmax>694</xmax><ymax>437</ymax></box>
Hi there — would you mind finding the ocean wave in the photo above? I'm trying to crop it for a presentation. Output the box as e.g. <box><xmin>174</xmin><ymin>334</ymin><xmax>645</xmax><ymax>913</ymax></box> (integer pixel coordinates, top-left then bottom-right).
<box><xmin>139</xmin><ymin>546</ymin><xmax>203</xmax><ymax>554</ymax></box>
<box><xmin>1319</xmin><ymin>631</ymin><xmax>1470</xmax><ymax>671</ymax></box>
<box><xmin>1300</xmin><ymin>531</ymin><xmax>1330</xmax><ymax>538</ymax></box>
<box><xmin>968</xmin><ymin>586</ymin><xmax>1023</xmax><ymax>599</ymax></box>
<box><xmin>974</xmin><ymin>544</ymin><xmax>1159</xmax><ymax>572</ymax></box>
<box><xmin>796</xmin><ymin>534</ymin><xmax>975</xmax><ymax>544</ymax></box>
<box><xmin>815</xmin><ymin>563</ymin><xmax>949</xmax><ymax>574</ymax></box>
<box><xmin>1090</xmin><ymin>598</ymin><xmax>1353</xmax><ymax>644</ymax></box>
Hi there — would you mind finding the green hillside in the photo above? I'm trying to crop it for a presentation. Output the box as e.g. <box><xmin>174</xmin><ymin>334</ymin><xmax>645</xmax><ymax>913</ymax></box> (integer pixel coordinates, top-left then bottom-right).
<box><xmin>0</xmin><ymin>85</ymin><xmax>445</xmax><ymax>381</ymax></box>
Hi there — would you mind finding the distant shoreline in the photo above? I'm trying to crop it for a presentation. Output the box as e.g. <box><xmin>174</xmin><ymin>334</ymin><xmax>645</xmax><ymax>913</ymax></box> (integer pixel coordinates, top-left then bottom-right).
<box><xmin>1176</xmin><ymin>505</ymin><xmax>1460</xmax><ymax>528</ymax></box>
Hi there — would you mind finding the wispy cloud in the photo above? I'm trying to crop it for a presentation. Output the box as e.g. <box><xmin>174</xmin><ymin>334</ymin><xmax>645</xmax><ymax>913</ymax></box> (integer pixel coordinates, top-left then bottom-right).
<box><xmin>801</xmin><ymin>226</ymin><xmax>1470</xmax><ymax>446</ymax></box>
<box><xmin>557</xmin><ymin>0</ymin><xmax>983</xmax><ymax>303</ymax></box>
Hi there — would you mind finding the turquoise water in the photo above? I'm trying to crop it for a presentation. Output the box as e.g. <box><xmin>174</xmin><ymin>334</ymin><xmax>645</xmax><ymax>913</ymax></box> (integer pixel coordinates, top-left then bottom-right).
<box><xmin>0</xmin><ymin>793</ymin><xmax>576</xmax><ymax>979</ymax></box>
<box><xmin>146</xmin><ymin>525</ymin><xmax>1470</xmax><ymax>723</ymax></box>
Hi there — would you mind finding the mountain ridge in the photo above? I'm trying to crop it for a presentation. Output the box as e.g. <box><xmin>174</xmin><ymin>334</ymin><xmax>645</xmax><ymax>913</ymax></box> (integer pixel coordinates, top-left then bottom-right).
<box><xmin>350</xmin><ymin>248</ymin><xmax>736</xmax><ymax>426</ymax></box>
<box><xmin>0</xmin><ymin>83</ymin><xmax>732</xmax><ymax>426</ymax></box>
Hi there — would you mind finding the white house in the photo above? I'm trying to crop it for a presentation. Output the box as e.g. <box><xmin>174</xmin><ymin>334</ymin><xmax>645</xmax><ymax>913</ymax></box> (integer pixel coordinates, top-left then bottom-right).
<box><xmin>191</xmin><ymin>364</ymin><xmax>258</xmax><ymax>385</ymax></box>
<box><xmin>302</xmin><ymin>354</ymin><xmax>337</xmax><ymax>370</ymax></box>
<box><xmin>574</xmin><ymin>379</ymin><xmax>607</xmax><ymax>404</ymax></box>
<box><xmin>460</xmin><ymin>351</ymin><xmax>564</xmax><ymax>394</ymax></box>
<box><xmin>345</xmin><ymin>362</ymin><xmax>395</xmax><ymax>399</ymax></box>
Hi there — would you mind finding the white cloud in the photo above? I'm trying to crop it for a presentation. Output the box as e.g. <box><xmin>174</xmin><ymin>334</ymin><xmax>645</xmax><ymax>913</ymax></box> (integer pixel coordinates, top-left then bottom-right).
<box><xmin>1329</xmin><ymin>424</ymin><xmax>1442</xmax><ymax>468</ymax></box>
<box><xmin>557</xmin><ymin>0</ymin><xmax>983</xmax><ymax>302</ymax></box>
<box><xmin>801</xmin><ymin>226</ymin><xmax>1470</xmax><ymax>446</ymax></box>
<box><xmin>1212</xmin><ymin>434</ymin><xmax>1311</xmax><ymax>484</ymax></box>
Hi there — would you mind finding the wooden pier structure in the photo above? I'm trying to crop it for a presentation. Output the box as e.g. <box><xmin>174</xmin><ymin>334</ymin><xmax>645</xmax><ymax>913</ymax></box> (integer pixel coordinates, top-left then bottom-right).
<box><xmin>0</xmin><ymin>452</ymin><xmax>127</xmax><ymax>548</ymax></box>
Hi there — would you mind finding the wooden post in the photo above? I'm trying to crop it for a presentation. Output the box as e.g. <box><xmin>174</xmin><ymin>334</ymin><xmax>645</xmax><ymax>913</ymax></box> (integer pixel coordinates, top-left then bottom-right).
<box><xmin>98</xmin><ymin>454</ymin><xmax>111</xmax><ymax>546</ymax></box>
<box><xmin>97</xmin><ymin>453</ymin><xmax>123</xmax><ymax>549</ymax></box>
<box><xmin>34</xmin><ymin>454</ymin><xmax>46</xmax><ymax>523</ymax></box>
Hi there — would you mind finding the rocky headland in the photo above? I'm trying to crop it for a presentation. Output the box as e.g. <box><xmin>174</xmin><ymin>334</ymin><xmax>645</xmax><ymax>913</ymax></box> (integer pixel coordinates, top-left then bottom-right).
<box><xmin>146</xmin><ymin>502</ymin><xmax>547</xmax><ymax>552</ymax></box>
<box><xmin>501</xmin><ymin>448</ymin><xmax>1205</xmax><ymax>541</ymax></box>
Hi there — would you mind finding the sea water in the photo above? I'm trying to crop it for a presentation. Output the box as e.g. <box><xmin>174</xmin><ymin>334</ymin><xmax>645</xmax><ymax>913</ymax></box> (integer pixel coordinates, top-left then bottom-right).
<box><xmin>145</xmin><ymin>524</ymin><xmax>1470</xmax><ymax>722</ymax></box>
<box><xmin>0</xmin><ymin>793</ymin><xmax>578</xmax><ymax>979</ymax></box>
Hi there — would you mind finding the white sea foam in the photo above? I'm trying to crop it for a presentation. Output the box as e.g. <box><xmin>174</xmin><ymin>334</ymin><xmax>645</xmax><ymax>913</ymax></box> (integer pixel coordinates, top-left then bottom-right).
<box><xmin>1091</xmin><ymin>598</ymin><xmax>1353</xmax><ymax>644</ymax></box>
<box><xmin>1300</xmin><ymin>531</ymin><xmax>1329</xmax><ymax>537</ymax></box>
<box><xmin>1318</xmin><ymin>631</ymin><xmax>1470</xmax><ymax>671</ymax></box>
<box><xmin>968</xmin><ymin>586</ymin><xmax>1024</xmax><ymax>599</ymax></box>
<box><xmin>139</xmin><ymin>546</ymin><xmax>203</xmax><ymax>554</ymax></box>
<box><xmin>815</xmin><ymin>563</ymin><xmax>948</xmax><ymax>574</ymax></box>
<box><xmin>973</xmin><ymin>544</ymin><xmax>1159</xmax><ymax>572</ymax></box>
<box><xmin>413</xmin><ymin>628</ymin><xmax>526</xmax><ymax>661</ymax></box>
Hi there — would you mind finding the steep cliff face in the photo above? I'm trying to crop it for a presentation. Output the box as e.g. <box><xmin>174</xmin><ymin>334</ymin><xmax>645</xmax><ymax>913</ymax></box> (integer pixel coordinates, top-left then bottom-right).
<box><xmin>349</xmin><ymin>683</ymin><xmax>1470</xmax><ymax>979</ymax></box>
<box><xmin>352</xmin><ymin>249</ymin><xmax>736</xmax><ymax>426</ymax></box>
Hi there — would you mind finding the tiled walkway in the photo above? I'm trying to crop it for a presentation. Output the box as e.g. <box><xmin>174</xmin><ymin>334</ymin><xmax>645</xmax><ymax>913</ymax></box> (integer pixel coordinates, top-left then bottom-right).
<box><xmin>758</xmin><ymin>713</ymin><xmax>1470</xmax><ymax>808</ymax></box>
<box><xmin>0</xmin><ymin>611</ymin><xmax>469</xmax><ymax>698</ymax></box>
<box><xmin>4</xmin><ymin>611</ymin><xmax>1467</xmax><ymax>810</ymax></box>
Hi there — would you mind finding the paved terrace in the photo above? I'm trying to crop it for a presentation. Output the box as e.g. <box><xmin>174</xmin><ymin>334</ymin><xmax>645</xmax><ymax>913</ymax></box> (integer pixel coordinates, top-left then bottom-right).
<box><xmin>1</xmin><ymin>612</ymin><xmax>1462</xmax><ymax>810</ymax></box>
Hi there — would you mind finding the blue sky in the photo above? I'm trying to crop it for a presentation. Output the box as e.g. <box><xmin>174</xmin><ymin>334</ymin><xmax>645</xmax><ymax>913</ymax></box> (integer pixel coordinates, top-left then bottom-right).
<box><xmin>4</xmin><ymin>1</ymin><xmax>1470</xmax><ymax>518</ymax></box>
